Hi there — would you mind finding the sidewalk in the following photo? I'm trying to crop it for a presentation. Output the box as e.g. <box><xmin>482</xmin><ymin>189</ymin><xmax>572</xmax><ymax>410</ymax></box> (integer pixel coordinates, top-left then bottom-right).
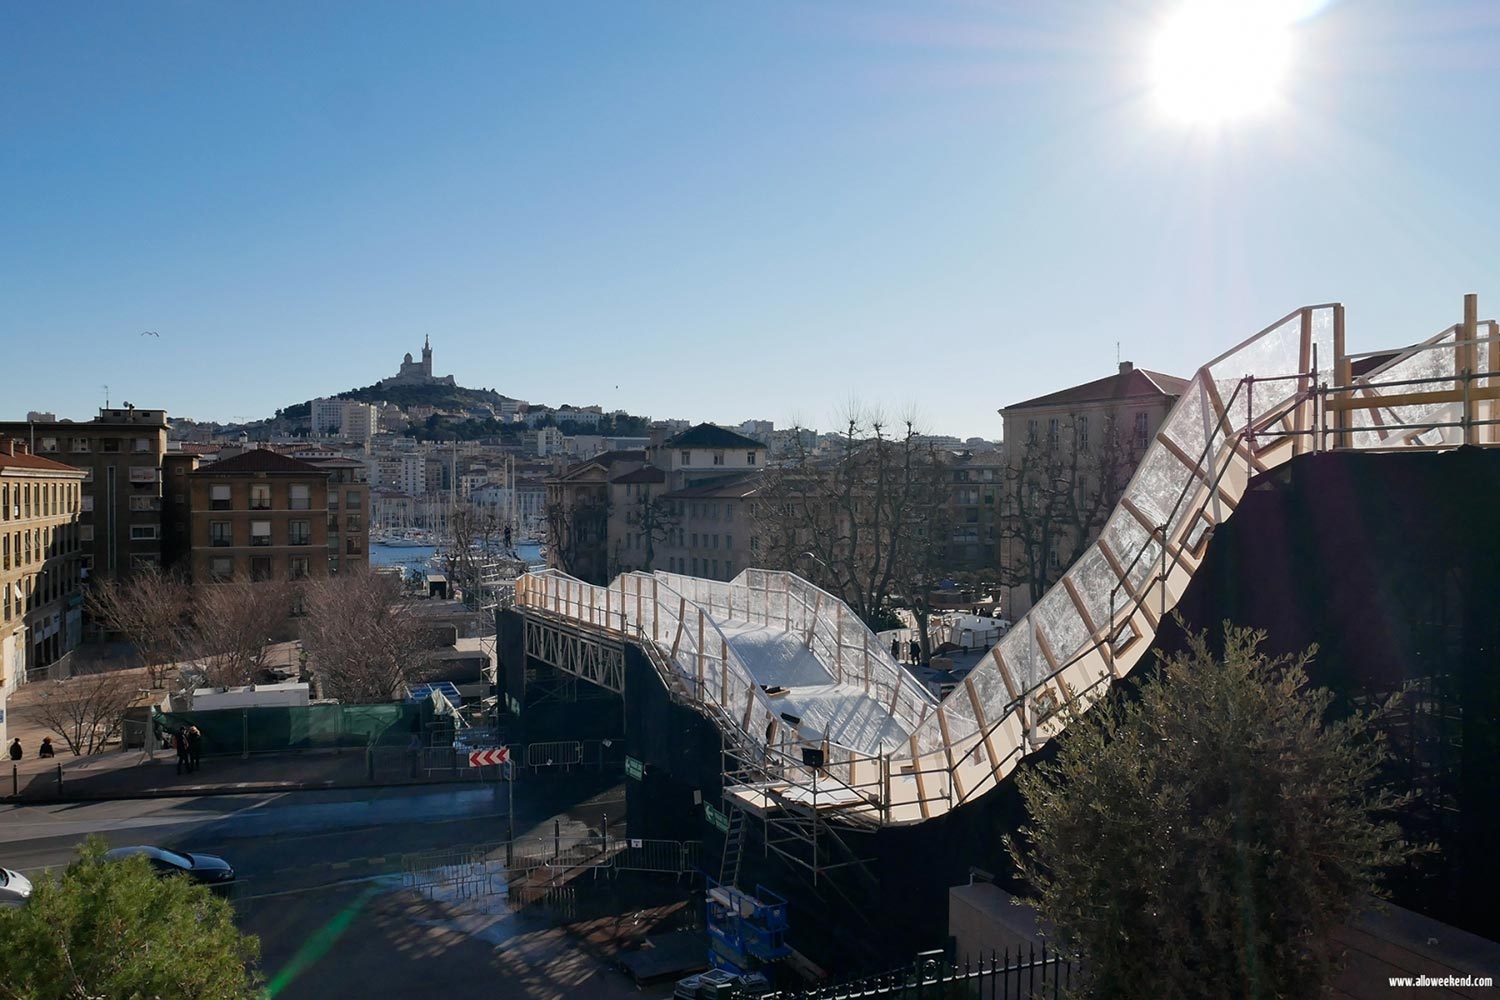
<box><xmin>4</xmin><ymin>746</ymin><xmax>482</xmax><ymax>804</ymax></box>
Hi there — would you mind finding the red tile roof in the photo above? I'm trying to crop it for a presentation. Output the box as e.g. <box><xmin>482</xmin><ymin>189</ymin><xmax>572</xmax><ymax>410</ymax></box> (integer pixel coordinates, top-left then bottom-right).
<box><xmin>611</xmin><ymin>465</ymin><xmax>666</xmax><ymax>485</ymax></box>
<box><xmin>192</xmin><ymin>449</ymin><xmax>325</xmax><ymax>475</ymax></box>
<box><xmin>1006</xmin><ymin>366</ymin><xmax>1189</xmax><ymax>410</ymax></box>
<box><xmin>0</xmin><ymin>442</ymin><xmax>86</xmax><ymax>475</ymax></box>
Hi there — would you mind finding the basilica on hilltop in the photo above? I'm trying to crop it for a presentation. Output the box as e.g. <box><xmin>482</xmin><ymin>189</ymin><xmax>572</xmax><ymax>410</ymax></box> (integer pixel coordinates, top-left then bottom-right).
<box><xmin>385</xmin><ymin>336</ymin><xmax>456</xmax><ymax>387</ymax></box>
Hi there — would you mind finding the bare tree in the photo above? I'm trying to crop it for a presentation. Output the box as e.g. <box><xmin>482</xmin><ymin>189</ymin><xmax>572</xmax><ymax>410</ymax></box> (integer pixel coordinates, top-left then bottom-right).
<box><xmin>544</xmin><ymin>491</ymin><xmax>609</xmax><ymax>583</ymax></box>
<box><xmin>1001</xmin><ymin>410</ymin><xmax>1140</xmax><ymax>610</ymax></box>
<box><xmin>440</xmin><ymin>504</ymin><xmax>504</xmax><ymax>597</ymax></box>
<box><xmin>755</xmin><ymin>410</ymin><xmax>950</xmax><ymax>640</ymax></box>
<box><xmin>30</xmin><ymin>671</ymin><xmax>138</xmax><ymax>755</ymax></box>
<box><xmin>300</xmin><ymin>570</ymin><xmax>431</xmax><ymax>702</ymax></box>
<box><xmin>188</xmin><ymin>581</ymin><xmax>294</xmax><ymax>688</ymax></box>
<box><xmin>613</xmin><ymin>489</ymin><xmax>679</xmax><ymax>575</ymax></box>
<box><xmin>83</xmin><ymin>567</ymin><xmax>192</xmax><ymax>689</ymax></box>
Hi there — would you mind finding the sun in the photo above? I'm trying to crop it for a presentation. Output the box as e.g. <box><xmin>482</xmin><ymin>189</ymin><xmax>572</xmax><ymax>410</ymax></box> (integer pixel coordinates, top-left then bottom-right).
<box><xmin>1150</xmin><ymin>1</ymin><xmax>1297</xmax><ymax>124</ymax></box>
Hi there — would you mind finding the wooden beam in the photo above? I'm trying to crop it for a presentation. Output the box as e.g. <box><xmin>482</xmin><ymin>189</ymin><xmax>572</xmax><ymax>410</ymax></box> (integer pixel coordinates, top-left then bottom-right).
<box><xmin>1324</xmin><ymin>383</ymin><xmax>1500</xmax><ymax>411</ymax></box>
<box><xmin>965</xmin><ymin>676</ymin><xmax>1001</xmax><ymax>776</ymax></box>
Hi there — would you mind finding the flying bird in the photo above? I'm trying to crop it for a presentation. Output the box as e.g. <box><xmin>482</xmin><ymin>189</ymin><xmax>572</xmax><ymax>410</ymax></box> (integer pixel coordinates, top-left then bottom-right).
<box><xmin>140</xmin><ymin>330</ymin><xmax>159</xmax><ymax>337</ymax></box>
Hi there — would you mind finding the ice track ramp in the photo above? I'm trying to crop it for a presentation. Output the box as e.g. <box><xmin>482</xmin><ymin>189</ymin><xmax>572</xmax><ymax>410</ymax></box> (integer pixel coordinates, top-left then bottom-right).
<box><xmin>516</xmin><ymin>300</ymin><xmax>1500</xmax><ymax>826</ymax></box>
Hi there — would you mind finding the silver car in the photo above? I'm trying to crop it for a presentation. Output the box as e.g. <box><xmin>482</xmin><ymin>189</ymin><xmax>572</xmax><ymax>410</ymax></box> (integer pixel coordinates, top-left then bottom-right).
<box><xmin>0</xmin><ymin>867</ymin><xmax>34</xmax><ymax>907</ymax></box>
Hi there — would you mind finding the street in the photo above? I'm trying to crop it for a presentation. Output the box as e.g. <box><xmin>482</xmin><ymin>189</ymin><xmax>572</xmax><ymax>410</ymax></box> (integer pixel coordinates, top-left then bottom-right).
<box><xmin>0</xmin><ymin>779</ymin><xmax>684</xmax><ymax>999</ymax></box>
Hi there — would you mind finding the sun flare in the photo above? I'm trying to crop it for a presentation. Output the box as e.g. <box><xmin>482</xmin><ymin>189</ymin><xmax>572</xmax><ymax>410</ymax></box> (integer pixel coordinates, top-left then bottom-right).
<box><xmin>1151</xmin><ymin>1</ymin><xmax>1298</xmax><ymax>124</ymax></box>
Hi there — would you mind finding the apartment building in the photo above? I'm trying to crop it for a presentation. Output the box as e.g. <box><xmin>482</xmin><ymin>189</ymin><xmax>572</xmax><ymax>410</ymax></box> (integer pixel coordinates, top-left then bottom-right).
<box><xmin>654</xmin><ymin>473</ymin><xmax>759</xmax><ymax>581</ymax></box>
<box><xmin>999</xmin><ymin>361</ymin><xmax>1187</xmax><ymax>617</ymax></box>
<box><xmin>0</xmin><ymin>407</ymin><xmax>170</xmax><ymax>579</ymax></box>
<box><xmin>187</xmin><ymin>450</ymin><xmax>370</xmax><ymax>583</ymax></box>
<box><xmin>945</xmin><ymin>449</ymin><xmax>1007</xmax><ymax>573</ymax></box>
<box><xmin>1</xmin><ymin>440</ymin><xmax>87</xmax><ymax>743</ymax></box>
<box><xmin>309</xmin><ymin>397</ymin><xmax>379</xmax><ymax>442</ymax></box>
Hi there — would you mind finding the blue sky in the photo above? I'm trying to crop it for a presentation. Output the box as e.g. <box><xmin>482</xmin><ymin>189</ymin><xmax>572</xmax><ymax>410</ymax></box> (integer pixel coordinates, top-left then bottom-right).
<box><xmin>3</xmin><ymin>1</ymin><xmax>1497</xmax><ymax>438</ymax></box>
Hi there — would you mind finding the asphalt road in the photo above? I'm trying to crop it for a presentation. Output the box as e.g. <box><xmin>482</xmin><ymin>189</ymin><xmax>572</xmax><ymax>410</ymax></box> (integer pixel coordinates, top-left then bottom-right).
<box><xmin>0</xmin><ymin>778</ymin><xmax>684</xmax><ymax>1000</ymax></box>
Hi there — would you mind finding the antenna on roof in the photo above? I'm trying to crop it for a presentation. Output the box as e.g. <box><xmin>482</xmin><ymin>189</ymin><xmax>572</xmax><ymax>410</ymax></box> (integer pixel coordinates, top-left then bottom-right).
<box><xmin>1116</xmin><ymin>342</ymin><xmax>1120</xmax><ymax>368</ymax></box>
<box><xmin>103</xmin><ymin>384</ymin><xmax>110</xmax><ymax>409</ymax></box>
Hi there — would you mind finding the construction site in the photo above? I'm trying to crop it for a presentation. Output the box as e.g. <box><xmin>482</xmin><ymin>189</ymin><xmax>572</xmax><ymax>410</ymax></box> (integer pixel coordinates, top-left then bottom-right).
<box><xmin>496</xmin><ymin>297</ymin><xmax>1500</xmax><ymax>978</ymax></box>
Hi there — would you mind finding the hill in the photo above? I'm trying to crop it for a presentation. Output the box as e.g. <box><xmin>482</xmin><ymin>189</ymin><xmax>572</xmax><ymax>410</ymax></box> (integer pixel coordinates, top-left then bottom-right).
<box><xmin>337</xmin><ymin>381</ymin><xmax>517</xmax><ymax>411</ymax></box>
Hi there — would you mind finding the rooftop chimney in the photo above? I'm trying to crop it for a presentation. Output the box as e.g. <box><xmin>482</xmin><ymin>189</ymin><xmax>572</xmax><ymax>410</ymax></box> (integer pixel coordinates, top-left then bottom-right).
<box><xmin>1119</xmin><ymin>361</ymin><xmax>1134</xmax><ymax>375</ymax></box>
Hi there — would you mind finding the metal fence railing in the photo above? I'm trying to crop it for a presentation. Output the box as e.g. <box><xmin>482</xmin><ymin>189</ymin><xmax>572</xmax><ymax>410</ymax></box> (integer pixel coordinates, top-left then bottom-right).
<box><xmin>768</xmin><ymin>946</ymin><xmax>1076</xmax><ymax>1000</ymax></box>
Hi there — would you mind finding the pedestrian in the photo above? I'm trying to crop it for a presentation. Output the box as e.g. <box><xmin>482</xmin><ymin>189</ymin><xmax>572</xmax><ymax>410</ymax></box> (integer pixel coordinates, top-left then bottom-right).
<box><xmin>186</xmin><ymin>726</ymin><xmax>203</xmax><ymax>772</ymax></box>
<box><xmin>7</xmin><ymin>738</ymin><xmax>21</xmax><ymax>761</ymax></box>
<box><xmin>890</xmin><ymin>638</ymin><xmax>901</xmax><ymax>661</ymax></box>
<box><xmin>174</xmin><ymin>730</ymin><xmax>190</xmax><ymax>775</ymax></box>
<box><xmin>908</xmin><ymin>639</ymin><xmax>921</xmax><ymax>664</ymax></box>
<box><xmin>38</xmin><ymin>737</ymin><xmax>56</xmax><ymax>759</ymax></box>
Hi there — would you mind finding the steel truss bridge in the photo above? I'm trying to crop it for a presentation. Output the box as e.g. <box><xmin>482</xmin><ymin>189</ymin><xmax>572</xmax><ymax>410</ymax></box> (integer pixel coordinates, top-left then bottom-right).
<box><xmin>512</xmin><ymin>296</ymin><xmax>1500</xmax><ymax>879</ymax></box>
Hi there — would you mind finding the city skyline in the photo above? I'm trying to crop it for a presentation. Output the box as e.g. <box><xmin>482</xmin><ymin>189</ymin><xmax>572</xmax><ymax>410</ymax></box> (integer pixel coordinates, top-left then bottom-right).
<box><xmin>3</xmin><ymin>1</ymin><xmax>1498</xmax><ymax>437</ymax></box>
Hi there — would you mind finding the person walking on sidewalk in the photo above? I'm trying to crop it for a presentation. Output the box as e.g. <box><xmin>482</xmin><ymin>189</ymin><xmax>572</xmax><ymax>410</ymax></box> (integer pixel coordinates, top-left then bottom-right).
<box><xmin>38</xmin><ymin>738</ymin><xmax>55</xmax><ymax>759</ymax></box>
<box><xmin>7</xmin><ymin>738</ymin><xmax>21</xmax><ymax>761</ymax></box>
<box><xmin>174</xmin><ymin>730</ymin><xmax>190</xmax><ymax>775</ymax></box>
<box><xmin>186</xmin><ymin>726</ymin><xmax>203</xmax><ymax>772</ymax></box>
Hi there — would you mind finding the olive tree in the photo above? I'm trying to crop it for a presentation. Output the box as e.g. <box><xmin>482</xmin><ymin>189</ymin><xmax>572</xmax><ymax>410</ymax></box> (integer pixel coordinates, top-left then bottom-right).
<box><xmin>0</xmin><ymin>836</ymin><xmax>260</xmax><ymax>1000</ymax></box>
<box><xmin>1008</xmin><ymin>624</ymin><xmax>1420</xmax><ymax>1000</ymax></box>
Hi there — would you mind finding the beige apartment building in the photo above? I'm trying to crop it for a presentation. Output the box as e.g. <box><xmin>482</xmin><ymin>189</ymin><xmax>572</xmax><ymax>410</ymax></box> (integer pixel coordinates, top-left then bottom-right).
<box><xmin>0</xmin><ymin>407</ymin><xmax>170</xmax><ymax>580</ymax></box>
<box><xmin>186</xmin><ymin>449</ymin><xmax>369</xmax><ymax>584</ymax></box>
<box><xmin>1</xmin><ymin>439</ymin><xmax>87</xmax><ymax>745</ymax></box>
<box><xmin>999</xmin><ymin>361</ymin><xmax>1187</xmax><ymax>617</ymax></box>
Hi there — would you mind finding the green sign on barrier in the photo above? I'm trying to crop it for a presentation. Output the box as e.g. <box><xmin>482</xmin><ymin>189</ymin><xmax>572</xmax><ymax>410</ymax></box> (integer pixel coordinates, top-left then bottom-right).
<box><xmin>705</xmin><ymin>802</ymin><xmax>730</xmax><ymax>833</ymax></box>
<box><xmin>625</xmin><ymin>756</ymin><xmax>644</xmax><ymax>781</ymax></box>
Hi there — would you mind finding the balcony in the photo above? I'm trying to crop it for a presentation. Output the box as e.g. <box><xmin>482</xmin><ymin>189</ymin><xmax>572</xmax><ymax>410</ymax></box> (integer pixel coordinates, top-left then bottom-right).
<box><xmin>250</xmin><ymin>537</ymin><xmax>272</xmax><ymax>548</ymax></box>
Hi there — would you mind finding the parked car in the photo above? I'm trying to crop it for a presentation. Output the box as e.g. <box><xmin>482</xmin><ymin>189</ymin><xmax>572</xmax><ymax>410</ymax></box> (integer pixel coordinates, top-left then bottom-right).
<box><xmin>0</xmin><ymin>867</ymin><xmax>33</xmax><ymax>908</ymax></box>
<box><xmin>673</xmin><ymin>969</ymin><xmax>772</xmax><ymax>1000</ymax></box>
<box><xmin>103</xmin><ymin>846</ymin><xmax>236</xmax><ymax>894</ymax></box>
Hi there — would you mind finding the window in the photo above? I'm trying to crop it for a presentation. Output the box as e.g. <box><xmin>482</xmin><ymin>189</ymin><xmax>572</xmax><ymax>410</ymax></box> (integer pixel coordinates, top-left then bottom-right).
<box><xmin>680</xmin><ymin>451</ymin><xmax>691</xmax><ymax>465</ymax></box>
<box><xmin>750</xmin><ymin>535</ymin><xmax>759</xmax><ymax>552</ymax></box>
<box><xmin>1135</xmin><ymin>411</ymin><xmax>1150</xmax><ymax>449</ymax></box>
<box><xmin>725</xmin><ymin>534</ymin><xmax>733</xmax><ymax>550</ymax></box>
<box><xmin>288</xmin><ymin>557</ymin><xmax>310</xmax><ymax>580</ymax></box>
<box><xmin>691</xmin><ymin>557</ymin><xmax>699</xmax><ymax>575</ymax></box>
<box><xmin>1027</xmin><ymin>419</ymin><xmax>1038</xmax><ymax>443</ymax></box>
<box><xmin>80</xmin><ymin>495</ymin><xmax>94</xmax><ymax>513</ymax></box>
<box><xmin>289</xmin><ymin>520</ymin><xmax>310</xmax><ymax>545</ymax></box>
<box><xmin>210</xmin><ymin>484</ymin><xmax>231</xmax><ymax>510</ymax></box>
<box><xmin>691</xmin><ymin>533</ymin><xmax>698</xmax><ymax>548</ymax></box>
<box><xmin>250</xmin><ymin>557</ymin><xmax>273</xmax><ymax>582</ymax></box>
<box><xmin>249</xmin><ymin>484</ymin><xmax>271</xmax><ymax>510</ymax></box>
<box><xmin>101</xmin><ymin>438</ymin><xmax>120</xmax><ymax>453</ymax></box>
<box><xmin>134</xmin><ymin>438</ymin><xmax>151</xmax><ymax>453</ymax></box>
<box><xmin>713</xmin><ymin>451</ymin><xmax>725</xmax><ymax>466</ymax></box>
<box><xmin>128</xmin><ymin>495</ymin><xmax>159</xmax><ymax>511</ymax></box>
<box><xmin>328</xmin><ymin>515</ymin><xmax>339</xmax><ymax>533</ymax></box>
<box><xmin>129</xmin><ymin>525</ymin><xmax>159</xmax><ymax>541</ymax></box>
<box><xmin>210</xmin><ymin>557</ymin><xmax>233</xmax><ymax>581</ymax></box>
<box><xmin>1</xmin><ymin>533</ymin><xmax>7</xmax><ymax>570</ymax></box>
<box><xmin>746</xmin><ymin>451</ymin><xmax>756</xmax><ymax>466</ymax></box>
<box><xmin>345</xmin><ymin>537</ymin><xmax>360</xmax><ymax>555</ymax></box>
<box><xmin>38</xmin><ymin>437</ymin><xmax>57</xmax><ymax>453</ymax></box>
<box><xmin>71</xmin><ymin>438</ymin><xmax>90</xmax><ymax>453</ymax></box>
<box><xmin>346</xmin><ymin>490</ymin><xmax>360</xmax><ymax>510</ymax></box>
<box><xmin>250</xmin><ymin>521</ymin><xmax>271</xmax><ymax>546</ymax></box>
<box><xmin>711</xmin><ymin>559</ymin><xmax>719</xmax><ymax>576</ymax></box>
<box><xmin>1047</xmin><ymin>418</ymin><xmax>1059</xmax><ymax>447</ymax></box>
<box><xmin>210</xmin><ymin>521</ymin><xmax>232</xmax><ymax>547</ymax></box>
<box><xmin>289</xmin><ymin>484</ymin><xmax>311</xmax><ymax>510</ymax></box>
<box><xmin>1078</xmin><ymin>415</ymin><xmax>1090</xmax><ymax>451</ymax></box>
<box><xmin>128</xmin><ymin>466</ymin><xmax>157</xmax><ymax>484</ymax></box>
